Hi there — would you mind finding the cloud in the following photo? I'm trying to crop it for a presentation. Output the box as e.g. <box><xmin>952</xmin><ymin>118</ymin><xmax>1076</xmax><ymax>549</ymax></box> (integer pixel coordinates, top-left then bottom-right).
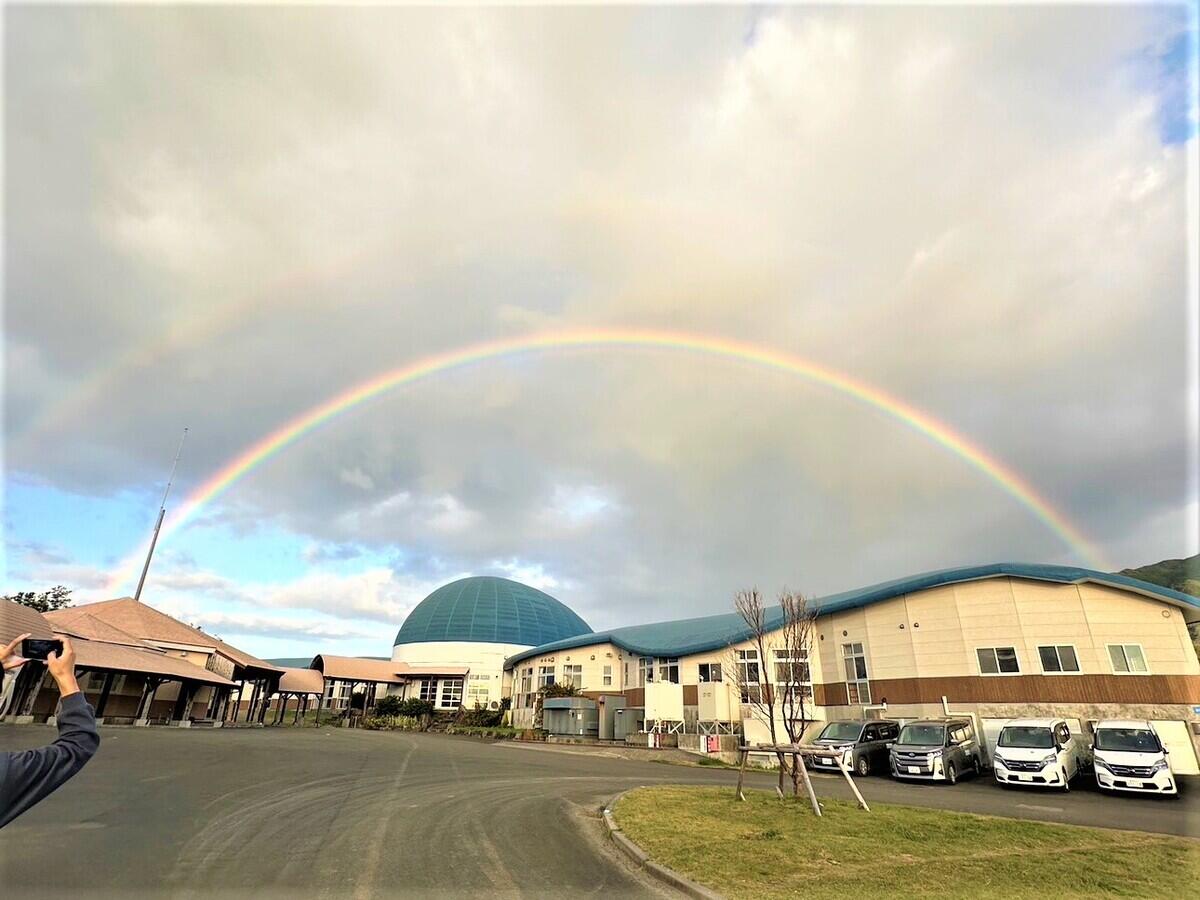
<box><xmin>3</xmin><ymin>5</ymin><xmax>1195</xmax><ymax>645</ymax></box>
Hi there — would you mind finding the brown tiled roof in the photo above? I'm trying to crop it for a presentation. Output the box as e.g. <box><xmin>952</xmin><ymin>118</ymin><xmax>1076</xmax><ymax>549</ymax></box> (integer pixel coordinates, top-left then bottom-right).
<box><xmin>47</xmin><ymin>599</ymin><xmax>281</xmax><ymax>675</ymax></box>
<box><xmin>313</xmin><ymin>655</ymin><xmax>406</xmax><ymax>683</ymax></box>
<box><xmin>1</xmin><ymin>598</ymin><xmax>55</xmax><ymax>645</ymax></box>
<box><xmin>45</xmin><ymin>612</ymin><xmax>151</xmax><ymax>648</ymax></box>
<box><xmin>278</xmin><ymin>667</ymin><xmax>325</xmax><ymax>694</ymax></box>
<box><xmin>61</xmin><ymin>637</ymin><xmax>236</xmax><ymax>686</ymax></box>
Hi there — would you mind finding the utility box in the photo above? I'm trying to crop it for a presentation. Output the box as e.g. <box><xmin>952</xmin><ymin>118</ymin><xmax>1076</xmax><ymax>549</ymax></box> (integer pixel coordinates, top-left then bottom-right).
<box><xmin>697</xmin><ymin>681</ymin><xmax>737</xmax><ymax>722</ymax></box>
<box><xmin>644</xmin><ymin>682</ymin><xmax>684</xmax><ymax>722</ymax></box>
<box><xmin>597</xmin><ymin>694</ymin><xmax>627</xmax><ymax>741</ymax></box>
<box><xmin>614</xmin><ymin>706</ymin><xmax>645</xmax><ymax>740</ymax></box>
<box><xmin>543</xmin><ymin>697</ymin><xmax>598</xmax><ymax>737</ymax></box>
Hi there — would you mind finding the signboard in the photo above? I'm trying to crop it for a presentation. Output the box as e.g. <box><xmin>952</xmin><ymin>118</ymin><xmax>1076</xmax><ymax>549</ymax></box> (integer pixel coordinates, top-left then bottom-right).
<box><xmin>706</xmin><ymin>734</ymin><xmax>721</xmax><ymax>754</ymax></box>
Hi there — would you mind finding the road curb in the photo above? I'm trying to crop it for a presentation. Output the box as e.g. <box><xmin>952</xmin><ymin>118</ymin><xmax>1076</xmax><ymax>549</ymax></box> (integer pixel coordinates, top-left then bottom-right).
<box><xmin>603</xmin><ymin>791</ymin><xmax>724</xmax><ymax>900</ymax></box>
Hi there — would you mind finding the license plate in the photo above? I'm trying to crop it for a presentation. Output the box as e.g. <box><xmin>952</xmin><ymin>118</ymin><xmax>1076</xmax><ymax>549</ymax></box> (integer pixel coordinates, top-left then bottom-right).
<box><xmin>820</xmin><ymin>757</ymin><xmax>833</xmax><ymax>765</ymax></box>
<box><xmin>1129</xmin><ymin>781</ymin><xmax>1144</xmax><ymax>788</ymax></box>
<box><xmin>1018</xmin><ymin>774</ymin><xmax>1032</xmax><ymax>781</ymax></box>
<box><xmin>907</xmin><ymin>766</ymin><xmax>920</xmax><ymax>774</ymax></box>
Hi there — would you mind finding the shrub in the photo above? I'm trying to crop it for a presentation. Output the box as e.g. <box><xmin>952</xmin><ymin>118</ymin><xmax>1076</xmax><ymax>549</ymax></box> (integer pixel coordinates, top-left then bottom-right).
<box><xmin>539</xmin><ymin>682</ymin><xmax>580</xmax><ymax>699</ymax></box>
<box><xmin>455</xmin><ymin>705</ymin><xmax>504</xmax><ymax>728</ymax></box>
<box><xmin>395</xmin><ymin>698</ymin><xmax>435</xmax><ymax>718</ymax></box>
<box><xmin>374</xmin><ymin>695</ymin><xmax>406</xmax><ymax>717</ymax></box>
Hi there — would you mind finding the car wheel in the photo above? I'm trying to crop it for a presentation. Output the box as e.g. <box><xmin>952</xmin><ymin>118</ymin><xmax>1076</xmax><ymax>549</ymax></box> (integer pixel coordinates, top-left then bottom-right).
<box><xmin>856</xmin><ymin>756</ymin><xmax>870</xmax><ymax>777</ymax></box>
<box><xmin>945</xmin><ymin>762</ymin><xmax>958</xmax><ymax>785</ymax></box>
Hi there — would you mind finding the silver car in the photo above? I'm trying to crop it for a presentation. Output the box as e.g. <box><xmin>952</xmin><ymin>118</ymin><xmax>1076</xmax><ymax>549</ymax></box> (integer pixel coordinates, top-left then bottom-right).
<box><xmin>889</xmin><ymin>718</ymin><xmax>982</xmax><ymax>784</ymax></box>
<box><xmin>811</xmin><ymin>719</ymin><xmax>900</xmax><ymax>777</ymax></box>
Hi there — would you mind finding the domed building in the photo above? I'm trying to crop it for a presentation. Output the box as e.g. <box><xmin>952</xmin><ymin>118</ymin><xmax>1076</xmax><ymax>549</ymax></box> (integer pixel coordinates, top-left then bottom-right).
<box><xmin>391</xmin><ymin>576</ymin><xmax>592</xmax><ymax>710</ymax></box>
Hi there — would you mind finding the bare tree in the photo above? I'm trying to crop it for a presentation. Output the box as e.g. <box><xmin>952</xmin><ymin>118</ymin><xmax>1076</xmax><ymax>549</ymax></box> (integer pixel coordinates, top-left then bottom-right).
<box><xmin>727</xmin><ymin>587</ymin><xmax>820</xmax><ymax>811</ymax></box>
<box><xmin>775</xmin><ymin>591</ymin><xmax>819</xmax><ymax>806</ymax></box>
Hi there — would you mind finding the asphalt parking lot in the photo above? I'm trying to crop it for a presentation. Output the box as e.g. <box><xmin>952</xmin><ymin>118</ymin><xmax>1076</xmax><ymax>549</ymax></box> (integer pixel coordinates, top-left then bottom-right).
<box><xmin>1</xmin><ymin>726</ymin><xmax>1196</xmax><ymax>899</ymax></box>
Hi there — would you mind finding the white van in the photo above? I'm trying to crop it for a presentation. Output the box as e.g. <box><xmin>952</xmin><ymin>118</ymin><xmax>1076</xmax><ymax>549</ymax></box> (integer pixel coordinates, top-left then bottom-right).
<box><xmin>992</xmin><ymin>718</ymin><xmax>1086</xmax><ymax>791</ymax></box>
<box><xmin>1092</xmin><ymin>720</ymin><xmax>1178</xmax><ymax>796</ymax></box>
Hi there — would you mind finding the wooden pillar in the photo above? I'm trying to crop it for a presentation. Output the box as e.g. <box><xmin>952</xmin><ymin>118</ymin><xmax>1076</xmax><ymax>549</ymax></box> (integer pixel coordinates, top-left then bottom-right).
<box><xmin>246</xmin><ymin>680</ymin><xmax>261</xmax><ymax>723</ymax></box>
<box><xmin>94</xmin><ymin>671</ymin><xmax>117</xmax><ymax>718</ymax></box>
<box><xmin>172</xmin><ymin>681</ymin><xmax>196</xmax><ymax>722</ymax></box>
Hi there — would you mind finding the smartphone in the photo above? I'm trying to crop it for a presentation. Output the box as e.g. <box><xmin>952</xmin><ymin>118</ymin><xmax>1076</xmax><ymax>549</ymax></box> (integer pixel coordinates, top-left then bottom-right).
<box><xmin>21</xmin><ymin>638</ymin><xmax>64</xmax><ymax>661</ymax></box>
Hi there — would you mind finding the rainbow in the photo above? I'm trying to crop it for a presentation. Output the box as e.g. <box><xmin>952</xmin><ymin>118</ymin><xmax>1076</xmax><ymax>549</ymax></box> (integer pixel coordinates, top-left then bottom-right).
<box><xmin>105</xmin><ymin>327</ymin><xmax>1108</xmax><ymax>591</ymax></box>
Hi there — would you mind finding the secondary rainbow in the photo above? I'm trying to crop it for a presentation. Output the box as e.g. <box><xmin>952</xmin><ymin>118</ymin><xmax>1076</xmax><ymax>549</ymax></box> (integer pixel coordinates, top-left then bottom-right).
<box><xmin>106</xmin><ymin>328</ymin><xmax>1108</xmax><ymax>591</ymax></box>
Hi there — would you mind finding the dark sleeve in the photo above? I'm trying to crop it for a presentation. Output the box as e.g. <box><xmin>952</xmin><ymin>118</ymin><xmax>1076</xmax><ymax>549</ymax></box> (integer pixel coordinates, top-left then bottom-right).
<box><xmin>0</xmin><ymin>692</ymin><xmax>100</xmax><ymax>829</ymax></box>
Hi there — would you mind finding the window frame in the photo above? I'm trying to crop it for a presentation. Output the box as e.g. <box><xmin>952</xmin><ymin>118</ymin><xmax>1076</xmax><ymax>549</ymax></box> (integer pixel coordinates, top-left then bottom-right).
<box><xmin>698</xmin><ymin>663</ymin><xmax>723</xmax><ymax>683</ymax></box>
<box><xmin>657</xmin><ymin>657</ymin><xmax>680</xmax><ymax>684</ymax></box>
<box><xmin>1107</xmin><ymin>643</ymin><xmax>1150</xmax><ymax>675</ymax></box>
<box><xmin>561</xmin><ymin>664</ymin><xmax>583</xmax><ymax>689</ymax></box>
<box><xmin>537</xmin><ymin>665</ymin><xmax>555</xmax><ymax>689</ymax></box>
<box><xmin>975</xmin><ymin>646</ymin><xmax>1021</xmax><ymax>676</ymax></box>
<box><xmin>602</xmin><ymin>664</ymin><xmax>612</xmax><ymax>687</ymax></box>
<box><xmin>840</xmin><ymin>642</ymin><xmax>871</xmax><ymax>704</ymax></box>
<box><xmin>638</xmin><ymin>656</ymin><xmax>654</xmax><ymax>687</ymax></box>
<box><xmin>1037</xmin><ymin>644</ymin><xmax>1081</xmax><ymax>674</ymax></box>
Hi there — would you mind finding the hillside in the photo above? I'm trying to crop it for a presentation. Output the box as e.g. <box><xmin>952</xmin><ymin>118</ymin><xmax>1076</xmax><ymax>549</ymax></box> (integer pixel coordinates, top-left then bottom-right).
<box><xmin>1120</xmin><ymin>554</ymin><xmax>1200</xmax><ymax>598</ymax></box>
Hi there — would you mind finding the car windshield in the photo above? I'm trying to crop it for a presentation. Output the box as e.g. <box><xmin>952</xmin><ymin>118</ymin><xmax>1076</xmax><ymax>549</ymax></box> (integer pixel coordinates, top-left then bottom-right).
<box><xmin>998</xmin><ymin>726</ymin><xmax>1054</xmax><ymax>749</ymax></box>
<box><xmin>817</xmin><ymin>723</ymin><xmax>864</xmax><ymax>742</ymax></box>
<box><xmin>1095</xmin><ymin>728</ymin><xmax>1162</xmax><ymax>753</ymax></box>
<box><xmin>898</xmin><ymin>724</ymin><xmax>945</xmax><ymax>745</ymax></box>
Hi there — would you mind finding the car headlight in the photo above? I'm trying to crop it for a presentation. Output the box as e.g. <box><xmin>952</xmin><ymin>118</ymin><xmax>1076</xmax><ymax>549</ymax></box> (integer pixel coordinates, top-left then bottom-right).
<box><xmin>1040</xmin><ymin>753</ymin><xmax>1058</xmax><ymax>768</ymax></box>
<box><xmin>993</xmin><ymin>754</ymin><xmax>1007</xmax><ymax>767</ymax></box>
<box><xmin>1094</xmin><ymin>757</ymin><xmax>1112</xmax><ymax>772</ymax></box>
<box><xmin>1151</xmin><ymin>758</ymin><xmax>1169</xmax><ymax>773</ymax></box>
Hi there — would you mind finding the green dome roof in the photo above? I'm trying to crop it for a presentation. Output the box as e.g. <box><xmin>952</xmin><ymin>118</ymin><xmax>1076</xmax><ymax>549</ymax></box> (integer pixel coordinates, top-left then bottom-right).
<box><xmin>393</xmin><ymin>576</ymin><xmax>592</xmax><ymax>648</ymax></box>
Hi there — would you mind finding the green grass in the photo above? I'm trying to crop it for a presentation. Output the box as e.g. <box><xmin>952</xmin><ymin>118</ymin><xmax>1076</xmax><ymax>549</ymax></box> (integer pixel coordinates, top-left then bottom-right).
<box><xmin>614</xmin><ymin>787</ymin><xmax>1199</xmax><ymax>899</ymax></box>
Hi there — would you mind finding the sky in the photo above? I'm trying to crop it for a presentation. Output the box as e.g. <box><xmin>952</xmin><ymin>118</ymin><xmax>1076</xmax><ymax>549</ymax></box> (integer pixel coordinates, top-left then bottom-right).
<box><xmin>3</xmin><ymin>4</ymin><xmax>1198</xmax><ymax>661</ymax></box>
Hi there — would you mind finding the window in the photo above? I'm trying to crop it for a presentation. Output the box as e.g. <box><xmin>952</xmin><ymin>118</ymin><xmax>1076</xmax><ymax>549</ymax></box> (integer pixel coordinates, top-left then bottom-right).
<box><xmin>638</xmin><ymin>657</ymin><xmax>653</xmax><ymax>686</ymax></box>
<box><xmin>880</xmin><ymin>723</ymin><xmax>899</xmax><ymax>741</ymax></box>
<box><xmin>561</xmin><ymin>665</ymin><xmax>583</xmax><ymax>689</ymax></box>
<box><xmin>1108</xmin><ymin>644</ymin><xmax>1148</xmax><ymax>674</ymax></box>
<box><xmin>698</xmin><ymin>663</ymin><xmax>722</xmax><ymax>683</ymax></box>
<box><xmin>1038</xmin><ymin>645</ymin><xmax>1080</xmax><ymax>673</ymax></box>
<box><xmin>538</xmin><ymin>666</ymin><xmax>555</xmax><ymax>689</ymax></box>
<box><xmin>976</xmin><ymin>646</ymin><xmax>1020</xmax><ymax>675</ymax></box>
<box><xmin>773</xmin><ymin>648</ymin><xmax>811</xmax><ymax>685</ymax></box>
<box><xmin>518</xmin><ymin>668</ymin><xmax>533</xmax><ymax>707</ymax></box>
<box><xmin>736</xmin><ymin>649</ymin><xmax>760</xmax><ymax>703</ymax></box>
<box><xmin>602</xmin><ymin>665</ymin><xmax>612</xmax><ymax>687</ymax></box>
<box><xmin>1054</xmin><ymin>722</ymin><xmax>1071</xmax><ymax>745</ymax></box>
<box><xmin>862</xmin><ymin>725</ymin><xmax>879</xmax><ymax>741</ymax></box>
<box><xmin>841</xmin><ymin>643</ymin><xmax>870</xmax><ymax>704</ymax></box>
<box><xmin>467</xmin><ymin>685</ymin><xmax>489</xmax><ymax>706</ymax></box>
<box><xmin>418</xmin><ymin>678</ymin><xmax>437</xmax><ymax>701</ymax></box>
<box><xmin>657</xmin><ymin>658</ymin><xmax>680</xmax><ymax>684</ymax></box>
<box><xmin>439</xmin><ymin>677</ymin><xmax>464</xmax><ymax>709</ymax></box>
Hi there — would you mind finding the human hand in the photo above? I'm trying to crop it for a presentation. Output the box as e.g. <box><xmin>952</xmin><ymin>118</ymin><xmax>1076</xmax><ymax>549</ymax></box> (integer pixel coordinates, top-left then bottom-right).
<box><xmin>46</xmin><ymin>637</ymin><xmax>80</xmax><ymax>697</ymax></box>
<box><xmin>1</xmin><ymin>632</ymin><xmax>31</xmax><ymax>671</ymax></box>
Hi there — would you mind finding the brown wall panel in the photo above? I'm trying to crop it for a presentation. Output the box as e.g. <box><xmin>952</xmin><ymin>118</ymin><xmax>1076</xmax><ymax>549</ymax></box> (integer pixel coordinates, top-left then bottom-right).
<box><xmin>683</xmin><ymin>685</ymin><xmax>698</xmax><ymax>705</ymax></box>
<box><xmin>624</xmin><ymin>687</ymin><xmax>645</xmax><ymax>707</ymax></box>
<box><xmin>817</xmin><ymin>675</ymin><xmax>1200</xmax><ymax>706</ymax></box>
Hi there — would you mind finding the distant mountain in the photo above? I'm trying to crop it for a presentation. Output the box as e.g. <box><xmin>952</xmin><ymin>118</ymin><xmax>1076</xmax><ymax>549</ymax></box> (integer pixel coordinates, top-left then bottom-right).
<box><xmin>1120</xmin><ymin>554</ymin><xmax>1200</xmax><ymax>598</ymax></box>
<box><xmin>266</xmin><ymin>657</ymin><xmax>316</xmax><ymax>668</ymax></box>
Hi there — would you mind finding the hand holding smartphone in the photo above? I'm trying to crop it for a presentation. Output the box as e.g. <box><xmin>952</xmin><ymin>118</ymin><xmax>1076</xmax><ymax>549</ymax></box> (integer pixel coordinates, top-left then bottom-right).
<box><xmin>21</xmin><ymin>638</ymin><xmax>65</xmax><ymax>661</ymax></box>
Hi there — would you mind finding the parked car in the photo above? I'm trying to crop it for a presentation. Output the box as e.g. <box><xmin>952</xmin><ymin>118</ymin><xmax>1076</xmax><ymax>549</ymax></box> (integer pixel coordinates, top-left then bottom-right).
<box><xmin>890</xmin><ymin>717</ymin><xmax>981</xmax><ymax>784</ymax></box>
<box><xmin>810</xmin><ymin>719</ymin><xmax>900</xmax><ymax>776</ymax></box>
<box><xmin>992</xmin><ymin>718</ymin><xmax>1086</xmax><ymax>791</ymax></box>
<box><xmin>1092</xmin><ymin>720</ymin><xmax>1178</xmax><ymax>796</ymax></box>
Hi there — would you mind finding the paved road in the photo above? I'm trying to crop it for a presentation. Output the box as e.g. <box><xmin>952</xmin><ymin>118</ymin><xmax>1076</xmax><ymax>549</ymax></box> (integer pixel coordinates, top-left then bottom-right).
<box><xmin>1</xmin><ymin>727</ymin><xmax>1196</xmax><ymax>899</ymax></box>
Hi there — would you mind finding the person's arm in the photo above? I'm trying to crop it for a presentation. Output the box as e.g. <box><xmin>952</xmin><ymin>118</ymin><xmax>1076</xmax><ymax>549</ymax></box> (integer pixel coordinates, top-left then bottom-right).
<box><xmin>0</xmin><ymin>637</ymin><xmax>100</xmax><ymax>829</ymax></box>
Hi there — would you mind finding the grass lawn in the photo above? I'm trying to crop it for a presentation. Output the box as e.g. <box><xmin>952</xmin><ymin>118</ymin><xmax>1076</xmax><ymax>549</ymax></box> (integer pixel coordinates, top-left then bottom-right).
<box><xmin>614</xmin><ymin>787</ymin><xmax>1199</xmax><ymax>899</ymax></box>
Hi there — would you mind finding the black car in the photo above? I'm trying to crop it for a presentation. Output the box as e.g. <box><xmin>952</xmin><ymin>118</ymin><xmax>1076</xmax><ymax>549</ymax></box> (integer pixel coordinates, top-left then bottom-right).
<box><xmin>811</xmin><ymin>719</ymin><xmax>900</xmax><ymax>776</ymax></box>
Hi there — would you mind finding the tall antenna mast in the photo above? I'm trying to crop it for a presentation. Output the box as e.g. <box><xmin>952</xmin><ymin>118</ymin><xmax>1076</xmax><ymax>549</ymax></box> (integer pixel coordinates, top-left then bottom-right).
<box><xmin>134</xmin><ymin>427</ymin><xmax>188</xmax><ymax>602</ymax></box>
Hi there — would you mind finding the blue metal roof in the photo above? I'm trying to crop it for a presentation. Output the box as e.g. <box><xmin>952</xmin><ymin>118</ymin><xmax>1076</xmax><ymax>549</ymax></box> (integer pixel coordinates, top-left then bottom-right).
<box><xmin>503</xmin><ymin>563</ymin><xmax>1200</xmax><ymax>669</ymax></box>
<box><xmin>394</xmin><ymin>576</ymin><xmax>592</xmax><ymax>648</ymax></box>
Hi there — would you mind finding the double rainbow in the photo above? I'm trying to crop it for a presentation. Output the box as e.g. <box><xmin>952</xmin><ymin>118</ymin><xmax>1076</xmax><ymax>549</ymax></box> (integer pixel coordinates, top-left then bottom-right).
<box><xmin>105</xmin><ymin>327</ymin><xmax>1107</xmax><ymax>591</ymax></box>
